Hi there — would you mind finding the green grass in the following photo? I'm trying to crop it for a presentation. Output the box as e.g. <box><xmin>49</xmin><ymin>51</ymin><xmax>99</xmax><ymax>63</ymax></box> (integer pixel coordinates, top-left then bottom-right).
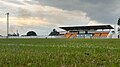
<box><xmin>0</xmin><ymin>38</ymin><xmax>120</xmax><ymax>67</ymax></box>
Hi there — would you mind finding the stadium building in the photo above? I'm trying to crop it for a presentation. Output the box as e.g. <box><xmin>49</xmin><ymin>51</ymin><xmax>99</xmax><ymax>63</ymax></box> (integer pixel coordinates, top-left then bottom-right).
<box><xmin>59</xmin><ymin>25</ymin><xmax>114</xmax><ymax>38</ymax></box>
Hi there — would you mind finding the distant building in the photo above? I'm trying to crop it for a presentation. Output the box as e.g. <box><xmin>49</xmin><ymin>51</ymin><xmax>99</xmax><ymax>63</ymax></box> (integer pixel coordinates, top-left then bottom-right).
<box><xmin>49</xmin><ymin>29</ymin><xmax>59</xmax><ymax>36</ymax></box>
<box><xmin>27</xmin><ymin>31</ymin><xmax>37</xmax><ymax>36</ymax></box>
<box><xmin>8</xmin><ymin>30</ymin><xmax>19</xmax><ymax>36</ymax></box>
<box><xmin>8</xmin><ymin>33</ymin><xmax>19</xmax><ymax>36</ymax></box>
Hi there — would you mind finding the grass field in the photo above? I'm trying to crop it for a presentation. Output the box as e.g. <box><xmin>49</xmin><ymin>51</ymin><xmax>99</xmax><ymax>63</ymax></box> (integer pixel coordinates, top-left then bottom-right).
<box><xmin>0</xmin><ymin>38</ymin><xmax>120</xmax><ymax>67</ymax></box>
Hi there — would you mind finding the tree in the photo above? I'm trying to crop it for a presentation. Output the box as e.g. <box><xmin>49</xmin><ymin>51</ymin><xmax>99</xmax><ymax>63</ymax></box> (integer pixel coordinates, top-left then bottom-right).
<box><xmin>117</xmin><ymin>18</ymin><xmax>120</xmax><ymax>25</ymax></box>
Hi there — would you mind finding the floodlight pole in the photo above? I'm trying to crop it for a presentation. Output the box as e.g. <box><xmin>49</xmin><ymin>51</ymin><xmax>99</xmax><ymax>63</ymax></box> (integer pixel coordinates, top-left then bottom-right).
<box><xmin>6</xmin><ymin>13</ymin><xmax>9</xmax><ymax>39</ymax></box>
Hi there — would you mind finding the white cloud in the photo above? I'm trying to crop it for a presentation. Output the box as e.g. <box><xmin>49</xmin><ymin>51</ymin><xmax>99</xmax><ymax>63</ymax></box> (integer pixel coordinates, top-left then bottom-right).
<box><xmin>0</xmin><ymin>0</ymin><xmax>105</xmax><ymax>35</ymax></box>
<box><xmin>87</xmin><ymin>20</ymin><xmax>104</xmax><ymax>25</ymax></box>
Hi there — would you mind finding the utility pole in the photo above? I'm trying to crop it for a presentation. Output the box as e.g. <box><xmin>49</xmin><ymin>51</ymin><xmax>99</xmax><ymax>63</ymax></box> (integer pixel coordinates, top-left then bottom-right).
<box><xmin>6</xmin><ymin>13</ymin><xmax>9</xmax><ymax>39</ymax></box>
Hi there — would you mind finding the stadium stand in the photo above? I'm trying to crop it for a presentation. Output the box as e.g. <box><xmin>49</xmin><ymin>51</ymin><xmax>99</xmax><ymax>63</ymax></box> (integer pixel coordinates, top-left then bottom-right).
<box><xmin>100</xmin><ymin>32</ymin><xmax>109</xmax><ymax>37</ymax></box>
<box><xmin>65</xmin><ymin>32</ymin><xmax>78</xmax><ymax>38</ymax></box>
<box><xmin>65</xmin><ymin>33</ymin><xmax>71</xmax><ymax>38</ymax></box>
<box><xmin>93</xmin><ymin>32</ymin><xmax>101</xmax><ymax>38</ymax></box>
<box><xmin>59</xmin><ymin>25</ymin><xmax>114</xmax><ymax>38</ymax></box>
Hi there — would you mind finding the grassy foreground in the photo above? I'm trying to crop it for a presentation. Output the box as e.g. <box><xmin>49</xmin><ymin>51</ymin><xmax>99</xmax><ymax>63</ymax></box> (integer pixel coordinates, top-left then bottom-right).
<box><xmin>0</xmin><ymin>38</ymin><xmax>120</xmax><ymax>67</ymax></box>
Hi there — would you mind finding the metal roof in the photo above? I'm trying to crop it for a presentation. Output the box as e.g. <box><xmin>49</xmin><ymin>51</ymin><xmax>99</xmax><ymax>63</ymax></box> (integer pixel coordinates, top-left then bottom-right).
<box><xmin>59</xmin><ymin>25</ymin><xmax>114</xmax><ymax>31</ymax></box>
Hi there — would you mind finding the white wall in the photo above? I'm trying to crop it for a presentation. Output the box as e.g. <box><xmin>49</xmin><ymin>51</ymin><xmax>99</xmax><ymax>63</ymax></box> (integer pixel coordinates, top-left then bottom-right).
<box><xmin>78</xmin><ymin>29</ymin><xmax>96</xmax><ymax>33</ymax></box>
<box><xmin>113</xmin><ymin>25</ymin><xmax>118</xmax><ymax>38</ymax></box>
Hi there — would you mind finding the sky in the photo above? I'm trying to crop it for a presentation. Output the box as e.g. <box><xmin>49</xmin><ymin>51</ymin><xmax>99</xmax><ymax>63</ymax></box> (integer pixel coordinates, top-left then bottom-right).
<box><xmin>0</xmin><ymin>0</ymin><xmax>120</xmax><ymax>35</ymax></box>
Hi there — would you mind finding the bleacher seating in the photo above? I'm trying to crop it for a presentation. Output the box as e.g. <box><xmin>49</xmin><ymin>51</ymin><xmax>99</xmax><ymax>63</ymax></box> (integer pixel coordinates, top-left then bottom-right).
<box><xmin>93</xmin><ymin>32</ymin><xmax>101</xmax><ymax>37</ymax></box>
<box><xmin>100</xmin><ymin>32</ymin><xmax>109</xmax><ymax>37</ymax></box>
<box><xmin>93</xmin><ymin>32</ymin><xmax>109</xmax><ymax>38</ymax></box>
<box><xmin>71</xmin><ymin>32</ymin><xmax>78</xmax><ymax>37</ymax></box>
<box><xmin>65</xmin><ymin>31</ymin><xmax>109</xmax><ymax>38</ymax></box>
<box><xmin>65</xmin><ymin>32</ymin><xmax>78</xmax><ymax>38</ymax></box>
<box><xmin>65</xmin><ymin>33</ymin><xmax>71</xmax><ymax>38</ymax></box>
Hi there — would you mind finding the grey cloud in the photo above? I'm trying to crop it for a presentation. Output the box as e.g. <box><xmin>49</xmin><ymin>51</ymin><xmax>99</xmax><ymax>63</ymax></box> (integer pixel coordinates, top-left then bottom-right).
<box><xmin>81</xmin><ymin>0</ymin><xmax>120</xmax><ymax>24</ymax></box>
<box><xmin>16</xmin><ymin>7</ymin><xmax>32</xmax><ymax>18</ymax></box>
<box><xmin>1</xmin><ymin>0</ymin><xmax>24</xmax><ymax>5</ymax></box>
<box><xmin>1</xmin><ymin>0</ymin><xmax>119</xmax><ymax>24</ymax></box>
<box><xmin>34</xmin><ymin>0</ymin><xmax>120</xmax><ymax>24</ymax></box>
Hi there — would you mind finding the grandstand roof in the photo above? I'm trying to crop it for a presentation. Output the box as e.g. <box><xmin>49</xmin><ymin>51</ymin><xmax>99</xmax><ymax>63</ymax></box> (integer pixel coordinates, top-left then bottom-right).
<box><xmin>59</xmin><ymin>25</ymin><xmax>114</xmax><ymax>31</ymax></box>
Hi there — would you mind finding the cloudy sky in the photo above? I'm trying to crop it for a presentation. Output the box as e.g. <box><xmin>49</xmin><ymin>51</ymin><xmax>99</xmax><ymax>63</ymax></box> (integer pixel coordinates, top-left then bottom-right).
<box><xmin>0</xmin><ymin>0</ymin><xmax>120</xmax><ymax>35</ymax></box>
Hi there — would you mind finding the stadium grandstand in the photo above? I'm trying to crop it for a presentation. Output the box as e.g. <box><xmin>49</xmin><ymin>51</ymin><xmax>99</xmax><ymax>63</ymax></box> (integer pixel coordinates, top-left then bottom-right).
<box><xmin>59</xmin><ymin>25</ymin><xmax>115</xmax><ymax>38</ymax></box>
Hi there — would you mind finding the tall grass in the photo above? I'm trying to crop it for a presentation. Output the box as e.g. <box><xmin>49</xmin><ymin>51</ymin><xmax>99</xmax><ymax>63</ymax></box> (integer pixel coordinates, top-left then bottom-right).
<box><xmin>0</xmin><ymin>38</ymin><xmax>120</xmax><ymax>67</ymax></box>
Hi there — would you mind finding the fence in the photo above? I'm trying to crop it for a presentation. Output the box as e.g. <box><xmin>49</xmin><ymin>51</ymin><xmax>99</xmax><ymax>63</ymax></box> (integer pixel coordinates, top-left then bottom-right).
<box><xmin>0</xmin><ymin>35</ymin><xmax>66</xmax><ymax>39</ymax></box>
